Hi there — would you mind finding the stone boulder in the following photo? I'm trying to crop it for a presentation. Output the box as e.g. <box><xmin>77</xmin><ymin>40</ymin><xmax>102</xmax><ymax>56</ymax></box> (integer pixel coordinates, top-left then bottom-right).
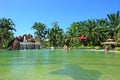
<box><xmin>8</xmin><ymin>34</ymin><xmax>38</xmax><ymax>50</ymax></box>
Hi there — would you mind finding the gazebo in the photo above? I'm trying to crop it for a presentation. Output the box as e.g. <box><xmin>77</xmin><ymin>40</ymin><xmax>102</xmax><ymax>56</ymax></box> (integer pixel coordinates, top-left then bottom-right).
<box><xmin>102</xmin><ymin>38</ymin><xmax>116</xmax><ymax>50</ymax></box>
<box><xmin>103</xmin><ymin>39</ymin><xmax>115</xmax><ymax>45</ymax></box>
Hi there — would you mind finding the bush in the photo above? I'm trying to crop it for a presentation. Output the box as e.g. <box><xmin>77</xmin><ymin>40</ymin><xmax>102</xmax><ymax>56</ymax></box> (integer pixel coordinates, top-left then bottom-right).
<box><xmin>115</xmin><ymin>47</ymin><xmax>120</xmax><ymax>51</ymax></box>
<box><xmin>115</xmin><ymin>42</ymin><xmax>120</xmax><ymax>47</ymax></box>
<box><xmin>94</xmin><ymin>46</ymin><xmax>101</xmax><ymax>50</ymax></box>
<box><xmin>78</xmin><ymin>46</ymin><xmax>94</xmax><ymax>49</ymax></box>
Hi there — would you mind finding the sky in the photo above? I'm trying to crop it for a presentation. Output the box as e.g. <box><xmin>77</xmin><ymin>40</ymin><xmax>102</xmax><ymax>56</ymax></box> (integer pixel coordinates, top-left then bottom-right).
<box><xmin>0</xmin><ymin>0</ymin><xmax>120</xmax><ymax>37</ymax></box>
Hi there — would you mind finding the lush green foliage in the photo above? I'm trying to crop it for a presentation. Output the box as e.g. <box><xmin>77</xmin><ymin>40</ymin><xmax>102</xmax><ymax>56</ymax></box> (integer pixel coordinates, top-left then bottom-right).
<box><xmin>31</xmin><ymin>22</ymin><xmax>47</xmax><ymax>41</ymax></box>
<box><xmin>65</xmin><ymin>11</ymin><xmax>120</xmax><ymax>47</ymax></box>
<box><xmin>115</xmin><ymin>47</ymin><xmax>120</xmax><ymax>51</ymax></box>
<box><xmin>0</xmin><ymin>11</ymin><xmax>120</xmax><ymax>49</ymax></box>
<box><xmin>107</xmin><ymin>11</ymin><xmax>120</xmax><ymax>39</ymax></box>
<box><xmin>47</xmin><ymin>22</ymin><xmax>64</xmax><ymax>47</ymax></box>
<box><xmin>0</xmin><ymin>18</ymin><xmax>15</xmax><ymax>49</ymax></box>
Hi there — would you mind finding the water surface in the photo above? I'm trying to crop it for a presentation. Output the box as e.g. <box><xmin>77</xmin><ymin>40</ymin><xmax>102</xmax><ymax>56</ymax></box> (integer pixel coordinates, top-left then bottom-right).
<box><xmin>0</xmin><ymin>49</ymin><xmax>120</xmax><ymax>80</ymax></box>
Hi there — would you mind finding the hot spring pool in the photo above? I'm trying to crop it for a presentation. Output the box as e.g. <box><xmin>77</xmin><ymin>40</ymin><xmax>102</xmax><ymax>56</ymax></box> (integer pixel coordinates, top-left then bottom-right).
<box><xmin>0</xmin><ymin>49</ymin><xmax>120</xmax><ymax>80</ymax></box>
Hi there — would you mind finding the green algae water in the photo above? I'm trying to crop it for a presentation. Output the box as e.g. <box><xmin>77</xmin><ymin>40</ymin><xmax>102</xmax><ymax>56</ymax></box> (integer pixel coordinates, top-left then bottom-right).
<box><xmin>0</xmin><ymin>49</ymin><xmax>120</xmax><ymax>80</ymax></box>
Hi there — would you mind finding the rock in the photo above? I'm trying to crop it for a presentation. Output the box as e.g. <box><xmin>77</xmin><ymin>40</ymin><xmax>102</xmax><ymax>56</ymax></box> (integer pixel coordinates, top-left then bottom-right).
<box><xmin>8</xmin><ymin>34</ymin><xmax>38</xmax><ymax>50</ymax></box>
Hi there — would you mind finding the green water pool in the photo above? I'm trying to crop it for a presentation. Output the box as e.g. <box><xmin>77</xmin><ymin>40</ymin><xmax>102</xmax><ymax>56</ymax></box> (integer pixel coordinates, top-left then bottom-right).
<box><xmin>0</xmin><ymin>49</ymin><xmax>120</xmax><ymax>80</ymax></box>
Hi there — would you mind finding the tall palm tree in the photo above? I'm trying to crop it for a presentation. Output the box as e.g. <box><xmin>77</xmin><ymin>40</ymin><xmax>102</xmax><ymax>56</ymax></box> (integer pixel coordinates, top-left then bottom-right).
<box><xmin>84</xmin><ymin>19</ymin><xmax>97</xmax><ymax>46</ymax></box>
<box><xmin>56</xmin><ymin>27</ymin><xmax>64</xmax><ymax>47</ymax></box>
<box><xmin>0</xmin><ymin>18</ymin><xmax>16</xmax><ymax>48</ymax></box>
<box><xmin>32</xmin><ymin>22</ymin><xmax>47</xmax><ymax>41</ymax></box>
<box><xmin>47</xmin><ymin>22</ymin><xmax>64</xmax><ymax>47</ymax></box>
<box><xmin>116</xmin><ymin>25</ymin><xmax>120</xmax><ymax>39</ymax></box>
<box><xmin>95</xmin><ymin>19</ymin><xmax>110</xmax><ymax>45</ymax></box>
<box><xmin>66</xmin><ymin>25</ymin><xmax>75</xmax><ymax>47</ymax></box>
<box><xmin>106</xmin><ymin>11</ymin><xmax>120</xmax><ymax>39</ymax></box>
<box><xmin>0</xmin><ymin>18</ymin><xmax>16</xmax><ymax>31</ymax></box>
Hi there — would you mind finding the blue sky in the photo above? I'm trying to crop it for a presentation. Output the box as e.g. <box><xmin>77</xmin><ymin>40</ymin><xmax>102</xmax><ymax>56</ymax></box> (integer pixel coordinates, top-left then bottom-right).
<box><xmin>0</xmin><ymin>0</ymin><xmax>120</xmax><ymax>37</ymax></box>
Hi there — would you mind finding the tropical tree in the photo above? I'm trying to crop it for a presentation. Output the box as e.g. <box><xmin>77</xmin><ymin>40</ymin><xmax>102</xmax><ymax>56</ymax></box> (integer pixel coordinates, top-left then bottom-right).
<box><xmin>116</xmin><ymin>25</ymin><xmax>120</xmax><ymax>38</ymax></box>
<box><xmin>47</xmin><ymin>22</ymin><xmax>64</xmax><ymax>47</ymax></box>
<box><xmin>32</xmin><ymin>22</ymin><xmax>47</xmax><ymax>41</ymax></box>
<box><xmin>66</xmin><ymin>22</ymin><xmax>80</xmax><ymax>47</ymax></box>
<box><xmin>66</xmin><ymin>18</ymin><xmax>115</xmax><ymax>47</ymax></box>
<box><xmin>94</xmin><ymin>19</ymin><xmax>110</xmax><ymax>45</ymax></box>
<box><xmin>83</xmin><ymin>19</ymin><xmax>97</xmax><ymax>46</ymax></box>
<box><xmin>106</xmin><ymin>11</ymin><xmax>120</xmax><ymax>39</ymax></box>
<box><xmin>56</xmin><ymin>27</ymin><xmax>64</xmax><ymax>47</ymax></box>
<box><xmin>0</xmin><ymin>18</ymin><xmax>16</xmax><ymax>49</ymax></box>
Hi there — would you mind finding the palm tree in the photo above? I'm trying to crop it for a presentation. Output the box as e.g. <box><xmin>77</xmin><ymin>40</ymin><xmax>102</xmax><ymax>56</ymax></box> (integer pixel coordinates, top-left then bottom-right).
<box><xmin>47</xmin><ymin>22</ymin><xmax>64</xmax><ymax>47</ymax></box>
<box><xmin>66</xmin><ymin>25</ymin><xmax>75</xmax><ymax>47</ymax></box>
<box><xmin>83</xmin><ymin>19</ymin><xmax>97</xmax><ymax>46</ymax></box>
<box><xmin>32</xmin><ymin>22</ymin><xmax>47</xmax><ymax>41</ymax></box>
<box><xmin>106</xmin><ymin>11</ymin><xmax>120</xmax><ymax>39</ymax></box>
<box><xmin>94</xmin><ymin>19</ymin><xmax>110</xmax><ymax>45</ymax></box>
<box><xmin>0</xmin><ymin>18</ymin><xmax>16</xmax><ymax>30</ymax></box>
<box><xmin>55</xmin><ymin>25</ymin><xmax>64</xmax><ymax>47</ymax></box>
<box><xmin>0</xmin><ymin>18</ymin><xmax>16</xmax><ymax>49</ymax></box>
<box><xmin>116</xmin><ymin>25</ymin><xmax>120</xmax><ymax>39</ymax></box>
<box><xmin>66</xmin><ymin>21</ymin><xmax>85</xmax><ymax>47</ymax></box>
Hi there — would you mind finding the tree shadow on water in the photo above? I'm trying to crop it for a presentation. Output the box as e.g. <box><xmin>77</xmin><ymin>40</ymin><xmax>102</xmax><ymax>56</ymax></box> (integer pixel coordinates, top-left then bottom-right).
<box><xmin>49</xmin><ymin>64</ymin><xmax>101</xmax><ymax>80</ymax></box>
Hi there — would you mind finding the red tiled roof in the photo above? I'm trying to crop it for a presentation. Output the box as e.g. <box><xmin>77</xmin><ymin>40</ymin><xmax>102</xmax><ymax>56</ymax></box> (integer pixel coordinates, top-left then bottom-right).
<box><xmin>78</xmin><ymin>35</ymin><xmax>86</xmax><ymax>40</ymax></box>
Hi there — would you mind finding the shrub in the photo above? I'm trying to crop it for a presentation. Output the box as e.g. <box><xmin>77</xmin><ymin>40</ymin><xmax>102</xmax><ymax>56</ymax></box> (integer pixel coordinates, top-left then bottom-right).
<box><xmin>78</xmin><ymin>46</ymin><xmax>94</xmax><ymax>49</ymax></box>
<box><xmin>115</xmin><ymin>47</ymin><xmax>120</xmax><ymax>51</ymax></box>
<box><xmin>115</xmin><ymin>42</ymin><xmax>120</xmax><ymax>47</ymax></box>
<box><xmin>94</xmin><ymin>46</ymin><xmax>101</xmax><ymax>50</ymax></box>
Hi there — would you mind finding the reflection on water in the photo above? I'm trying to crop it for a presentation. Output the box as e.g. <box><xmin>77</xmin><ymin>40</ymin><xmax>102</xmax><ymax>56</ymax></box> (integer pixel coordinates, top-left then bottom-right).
<box><xmin>0</xmin><ymin>49</ymin><xmax>120</xmax><ymax>80</ymax></box>
<box><xmin>50</xmin><ymin>64</ymin><xmax>101</xmax><ymax>80</ymax></box>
